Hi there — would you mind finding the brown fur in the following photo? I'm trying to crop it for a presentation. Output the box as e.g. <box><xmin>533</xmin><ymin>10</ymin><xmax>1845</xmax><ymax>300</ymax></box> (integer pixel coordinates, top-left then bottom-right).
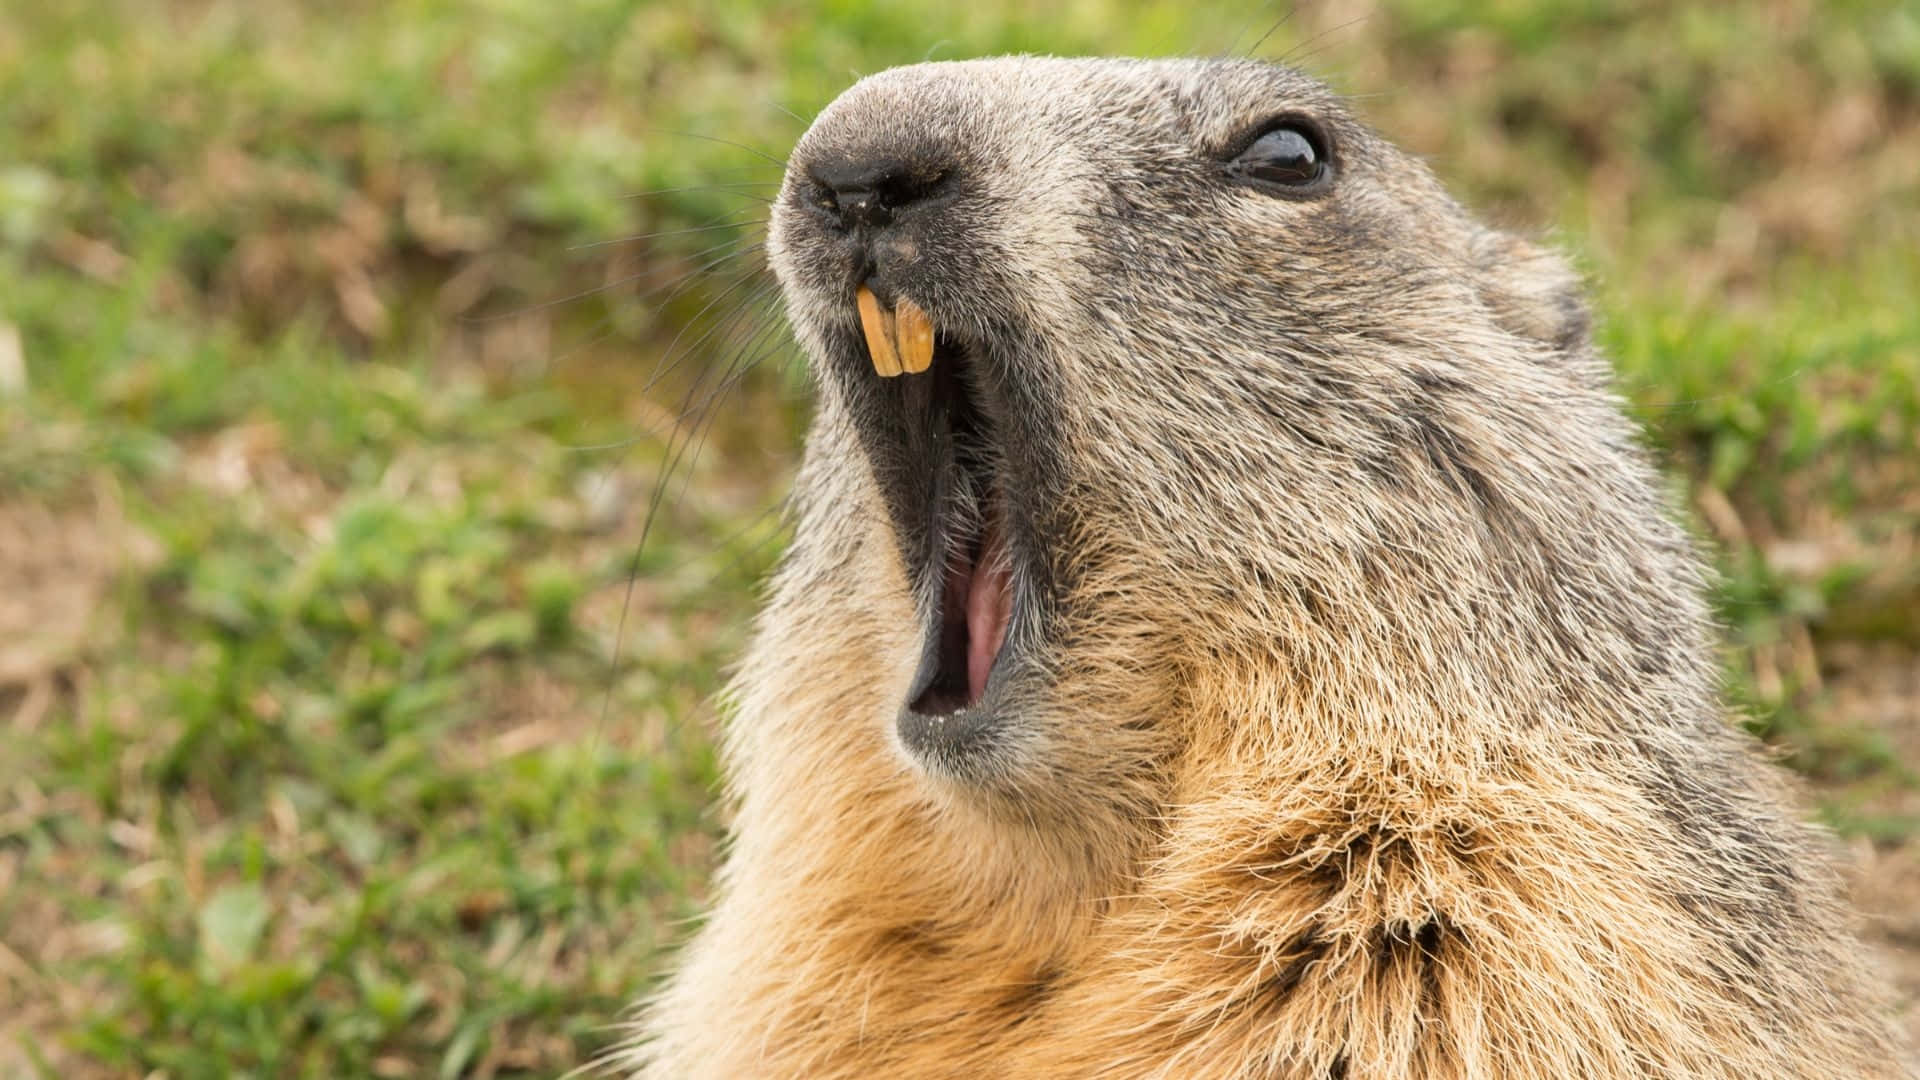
<box><xmin>620</xmin><ymin>58</ymin><xmax>1908</xmax><ymax>1078</ymax></box>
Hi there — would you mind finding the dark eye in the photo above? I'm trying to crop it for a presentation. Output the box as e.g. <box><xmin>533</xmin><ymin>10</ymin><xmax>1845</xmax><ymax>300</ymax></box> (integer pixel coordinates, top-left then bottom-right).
<box><xmin>1231</xmin><ymin>122</ymin><xmax>1331</xmax><ymax>191</ymax></box>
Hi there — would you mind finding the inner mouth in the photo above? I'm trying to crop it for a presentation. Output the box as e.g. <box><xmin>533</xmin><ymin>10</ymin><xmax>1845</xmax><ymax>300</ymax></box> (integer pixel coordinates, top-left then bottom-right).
<box><xmin>905</xmin><ymin>336</ymin><xmax>1014</xmax><ymax>717</ymax></box>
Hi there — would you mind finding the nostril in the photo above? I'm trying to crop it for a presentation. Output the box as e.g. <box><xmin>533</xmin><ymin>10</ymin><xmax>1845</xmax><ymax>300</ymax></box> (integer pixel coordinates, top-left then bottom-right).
<box><xmin>808</xmin><ymin>156</ymin><xmax>949</xmax><ymax>230</ymax></box>
<box><xmin>872</xmin><ymin>170</ymin><xmax>944</xmax><ymax>208</ymax></box>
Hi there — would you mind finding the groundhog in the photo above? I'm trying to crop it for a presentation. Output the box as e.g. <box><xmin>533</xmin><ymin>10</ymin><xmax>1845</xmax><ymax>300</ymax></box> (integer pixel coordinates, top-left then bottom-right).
<box><xmin>618</xmin><ymin>58</ymin><xmax>1910</xmax><ymax>1078</ymax></box>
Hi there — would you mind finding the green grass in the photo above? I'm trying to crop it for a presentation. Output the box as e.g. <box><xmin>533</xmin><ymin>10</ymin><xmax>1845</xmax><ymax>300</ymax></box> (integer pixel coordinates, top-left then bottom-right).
<box><xmin>2</xmin><ymin>1</ymin><xmax>1916</xmax><ymax>1075</ymax></box>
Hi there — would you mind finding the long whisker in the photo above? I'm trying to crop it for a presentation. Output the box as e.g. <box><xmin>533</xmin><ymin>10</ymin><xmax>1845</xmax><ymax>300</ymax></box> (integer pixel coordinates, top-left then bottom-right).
<box><xmin>568</xmin><ymin>217</ymin><xmax>768</xmax><ymax>253</ymax></box>
<box><xmin>595</xmin><ymin>291</ymin><xmax>786</xmax><ymax>743</ymax></box>
<box><xmin>764</xmin><ymin>98</ymin><xmax>809</xmax><ymax>127</ymax></box>
<box><xmin>666</xmin><ymin>307</ymin><xmax>793</xmax><ymax>510</ymax></box>
<box><xmin>1277</xmin><ymin>13</ymin><xmax>1371</xmax><ymax>67</ymax></box>
<box><xmin>544</xmin><ymin>243</ymin><xmax>770</xmax><ymax>373</ymax></box>
<box><xmin>640</xmin><ymin>128</ymin><xmax>790</xmax><ymax>169</ymax></box>
<box><xmin>1234</xmin><ymin>4</ymin><xmax>1296</xmax><ymax>59</ymax></box>
<box><xmin>691</xmin><ymin>493</ymin><xmax>796</xmax><ymax>592</ymax></box>
<box><xmin>565</xmin><ymin>277</ymin><xmax>777</xmax><ymax>488</ymax></box>
<box><xmin>616</xmin><ymin>181</ymin><xmax>781</xmax><ymax>202</ymax></box>
<box><xmin>462</xmin><ymin>233</ymin><xmax>764</xmax><ymax>324</ymax></box>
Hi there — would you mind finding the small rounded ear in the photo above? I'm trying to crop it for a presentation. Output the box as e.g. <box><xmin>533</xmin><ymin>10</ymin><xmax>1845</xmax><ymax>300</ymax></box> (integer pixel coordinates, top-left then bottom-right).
<box><xmin>1469</xmin><ymin>228</ymin><xmax>1593</xmax><ymax>356</ymax></box>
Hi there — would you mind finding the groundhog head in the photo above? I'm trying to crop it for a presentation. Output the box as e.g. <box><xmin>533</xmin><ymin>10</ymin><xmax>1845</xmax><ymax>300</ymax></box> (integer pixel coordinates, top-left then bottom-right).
<box><xmin>767</xmin><ymin>57</ymin><xmax>1686</xmax><ymax>829</ymax></box>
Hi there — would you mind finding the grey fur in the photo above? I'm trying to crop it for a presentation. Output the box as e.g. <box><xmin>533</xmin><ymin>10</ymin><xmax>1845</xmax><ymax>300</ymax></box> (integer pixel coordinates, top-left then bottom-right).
<box><xmin>623</xmin><ymin>58</ymin><xmax>1909</xmax><ymax>1079</ymax></box>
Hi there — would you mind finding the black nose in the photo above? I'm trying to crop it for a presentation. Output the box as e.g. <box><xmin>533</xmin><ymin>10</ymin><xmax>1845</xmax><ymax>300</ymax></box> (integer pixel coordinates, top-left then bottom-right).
<box><xmin>809</xmin><ymin>156</ymin><xmax>947</xmax><ymax>231</ymax></box>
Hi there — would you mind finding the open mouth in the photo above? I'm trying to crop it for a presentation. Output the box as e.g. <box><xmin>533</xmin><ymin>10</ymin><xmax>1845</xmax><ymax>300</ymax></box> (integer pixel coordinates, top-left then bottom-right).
<box><xmin>855</xmin><ymin>286</ymin><xmax>1016</xmax><ymax>722</ymax></box>
<box><xmin>910</xmin><ymin>398</ymin><xmax>1012</xmax><ymax>716</ymax></box>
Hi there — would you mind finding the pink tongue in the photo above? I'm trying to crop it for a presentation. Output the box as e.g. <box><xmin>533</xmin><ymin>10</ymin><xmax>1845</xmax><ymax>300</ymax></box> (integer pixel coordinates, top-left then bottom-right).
<box><xmin>965</xmin><ymin>519</ymin><xmax>1012</xmax><ymax>703</ymax></box>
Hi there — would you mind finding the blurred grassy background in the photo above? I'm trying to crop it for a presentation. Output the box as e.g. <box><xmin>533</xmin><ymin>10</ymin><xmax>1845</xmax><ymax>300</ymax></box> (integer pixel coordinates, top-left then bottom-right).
<box><xmin>1</xmin><ymin>1</ymin><xmax>1916</xmax><ymax>1075</ymax></box>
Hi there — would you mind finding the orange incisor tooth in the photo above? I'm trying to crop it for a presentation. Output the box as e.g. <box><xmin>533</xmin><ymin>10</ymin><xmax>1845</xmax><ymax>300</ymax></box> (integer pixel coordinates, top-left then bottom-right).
<box><xmin>855</xmin><ymin>287</ymin><xmax>934</xmax><ymax>378</ymax></box>
<box><xmin>893</xmin><ymin>297</ymin><xmax>934</xmax><ymax>374</ymax></box>
<box><xmin>855</xmin><ymin>286</ymin><xmax>902</xmax><ymax>377</ymax></box>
